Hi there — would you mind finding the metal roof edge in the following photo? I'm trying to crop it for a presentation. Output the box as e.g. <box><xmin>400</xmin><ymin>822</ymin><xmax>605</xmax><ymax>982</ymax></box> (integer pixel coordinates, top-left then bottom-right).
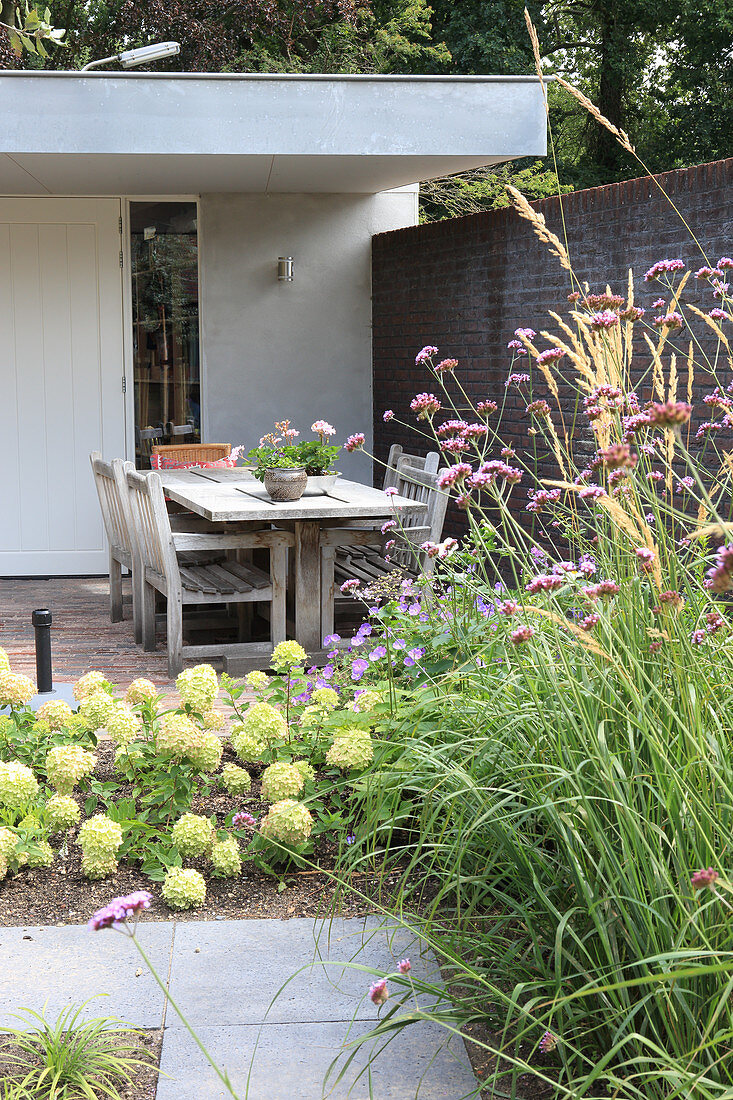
<box><xmin>0</xmin><ymin>70</ymin><xmax>552</xmax><ymax>83</ymax></box>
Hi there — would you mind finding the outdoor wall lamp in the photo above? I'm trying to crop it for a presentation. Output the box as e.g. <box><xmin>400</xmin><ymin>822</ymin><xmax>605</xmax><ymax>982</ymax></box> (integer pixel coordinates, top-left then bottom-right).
<box><xmin>82</xmin><ymin>41</ymin><xmax>181</xmax><ymax>71</ymax></box>
<box><xmin>277</xmin><ymin>257</ymin><xmax>295</xmax><ymax>282</ymax></box>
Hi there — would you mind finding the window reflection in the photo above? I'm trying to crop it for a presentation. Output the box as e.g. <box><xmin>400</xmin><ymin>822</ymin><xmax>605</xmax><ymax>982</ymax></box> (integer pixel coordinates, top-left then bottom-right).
<box><xmin>130</xmin><ymin>201</ymin><xmax>200</xmax><ymax>467</ymax></box>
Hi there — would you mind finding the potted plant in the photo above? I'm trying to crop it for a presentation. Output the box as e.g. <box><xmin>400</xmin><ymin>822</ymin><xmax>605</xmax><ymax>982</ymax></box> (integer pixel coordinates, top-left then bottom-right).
<box><xmin>246</xmin><ymin>422</ymin><xmax>307</xmax><ymax>502</ymax></box>
<box><xmin>299</xmin><ymin>421</ymin><xmax>341</xmax><ymax>490</ymax></box>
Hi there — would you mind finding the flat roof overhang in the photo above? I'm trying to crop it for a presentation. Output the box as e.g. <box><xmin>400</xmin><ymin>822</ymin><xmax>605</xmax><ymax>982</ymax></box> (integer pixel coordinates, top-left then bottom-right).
<box><xmin>0</xmin><ymin>72</ymin><xmax>547</xmax><ymax>195</ymax></box>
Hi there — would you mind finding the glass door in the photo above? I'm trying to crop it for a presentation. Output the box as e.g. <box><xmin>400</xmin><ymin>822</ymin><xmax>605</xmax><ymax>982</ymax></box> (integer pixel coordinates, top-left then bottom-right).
<box><xmin>129</xmin><ymin>201</ymin><xmax>200</xmax><ymax>467</ymax></box>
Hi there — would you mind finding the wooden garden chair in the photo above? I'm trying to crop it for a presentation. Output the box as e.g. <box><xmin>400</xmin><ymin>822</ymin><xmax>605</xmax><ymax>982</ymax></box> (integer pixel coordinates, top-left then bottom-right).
<box><xmin>125</xmin><ymin>469</ymin><xmax>292</xmax><ymax>677</ymax></box>
<box><xmin>89</xmin><ymin>452</ymin><xmax>141</xmax><ymax>640</ymax></box>
<box><xmin>320</xmin><ymin>455</ymin><xmax>448</xmax><ymax>637</ymax></box>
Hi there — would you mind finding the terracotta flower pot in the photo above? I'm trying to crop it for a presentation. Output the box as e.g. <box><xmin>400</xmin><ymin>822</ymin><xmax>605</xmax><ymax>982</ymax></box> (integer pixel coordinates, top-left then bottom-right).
<box><xmin>263</xmin><ymin>466</ymin><xmax>308</xmax><ymax>502</ymax></box>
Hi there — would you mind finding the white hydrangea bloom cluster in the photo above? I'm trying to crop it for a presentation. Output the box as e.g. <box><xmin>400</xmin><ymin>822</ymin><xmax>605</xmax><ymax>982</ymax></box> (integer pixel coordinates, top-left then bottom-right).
<box><xmin>162</xmin><ymin>866</ymin><xmax>207</xmax><ymax>909</ymax></box>
<box><xmin>260</xmin><ymin>762</ymin><xmax>304</xmax><ymax>803</ymax></box>
<box><xmin>221</xmin><ymin>763</ymin><xmax>251</xmax><ymax>795</ymax></box>
<box><xmin>46</xmin><ymin>793</ymin><xmax>81</xmax><ymax>834</ymax></box>
<box><xmin>211</xmin><ymin>836</ymin><xmax>242</xmax><ymax>877</ymax></box>
<box><xmin>46</xmin><ymin>746</ymin><xmax>96</xmax><ymax>795</ymax></box>
<box><xmin>0</xmin><ymin>672</ymin><xmax>36</xmax><ymax>708</ymax></box>
<box><xmin>292</xmin><ymin>760</ymin><xmax>316</xmax><ymax>785</ymax></box>
<box><xmin>202</xmin><ymin>709</ymin><xmax>225</xmax><ymax>731</ymax></box>
<box><xmin>0</xmin><ymin>761</ymin><xmax>39</xmax><ymax>809</ymax></box>
<box><xmin>35</xmin><ymin>700</ymin><xmax>75</xmax><ymax>730</ymax></box>
<box><xmin>326</xmin><ymin>728</ymin><xmax>374</xmax><ymax>772</ymax></box>
<box><xmin>187</xmin><ymin>728</ymin><xmax>224</xmax><ymax>772</ymax></box>
<box><xmin>157</xmin><ymin>713</ymin><xmax>198</xmax><ymax>757</ymax></box>
<box><xmin>106</xmin><ymin>704</ymin><xmax>141</xmax><ymax>747</ymax></box>
<box><xmin>230</xmin><ymin>703</ymin><xmax>287</xmax><ymax>763</ymax></box>
<box><xmin>0</xmin><ymin>827</ymin><xmax>18</xmax><ymax>861</ymax></box>
<box><xmin>260</xmin><ymin>799</ymin><xmax>313</xmax><ymax>847</ymax></box>
<box><xmin>78</xmin><ymin>814</ymin><xmax>123</xmax><ymax>879</ymax></box>
<box><xmin>347</xmin><ymin>690</ymin><xmax>383</xmax><ymax>713</ymax></box>
<box><xmin>244</xmin><ymin>670</ymin><xmax>269</xmax><ymax>692</ymax></box>
<box><xmin>271</xmin><ymin>640</ymin><xmax>307</xmax><ymax>671</ymax></box>
<box><xmin>311</xmin><ymin>687</ymin><xmax>339</xmax><ymax>711</ymax></box>
<box><xmin>79</xmin><ymin>690</ymin><xmax>116</xmax><ymax>731</ymax></box>
<box><xmin>26</xmin><ymin>840</ymin><xmax>54</xmax><ymax>868</ymax></box>
<box><xmin>171</xmin><ymin>813</ymin><xmax>215</xmax><ymax>858</ymax></box>
<box><xmin>176</xmin><ymin>664</ymin><xmax>219</xmax><ymax>712</ymax></box>
<box><xmin>0</xmin><ymin>648</ymin><xmax>10</xmax><ymax>673</ymax></box>
<box><xmin>74</xmin><ymin>670</ymin><xmax>107</xmax><ymax>700</ymax></box>
<box><xmin>125</xmin><ymin>678</ymin><xmax>158</xmax><ymax>705</ymax></box>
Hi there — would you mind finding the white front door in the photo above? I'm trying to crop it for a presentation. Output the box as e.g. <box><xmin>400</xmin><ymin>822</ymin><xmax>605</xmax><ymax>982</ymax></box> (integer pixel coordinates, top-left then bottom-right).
<box><xmin>0</xmin><ymin>198</ymin><xmax>125</xmax><ymax>576</ymax></box>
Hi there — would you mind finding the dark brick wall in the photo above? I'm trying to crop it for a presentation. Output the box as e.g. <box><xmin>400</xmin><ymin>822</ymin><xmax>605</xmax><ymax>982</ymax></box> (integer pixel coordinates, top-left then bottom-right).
<box><xmin>372</xmin><ymin>158</ymin><xmax>733</xmax><ymax>533</ymax></box>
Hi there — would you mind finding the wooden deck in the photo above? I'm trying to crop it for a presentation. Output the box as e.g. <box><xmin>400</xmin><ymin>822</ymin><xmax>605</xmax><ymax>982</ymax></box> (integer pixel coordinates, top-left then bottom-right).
<box><xmin>0</xmin><ymin>575</ymin><xmax>180</xmax><ymax>691</ymax></box>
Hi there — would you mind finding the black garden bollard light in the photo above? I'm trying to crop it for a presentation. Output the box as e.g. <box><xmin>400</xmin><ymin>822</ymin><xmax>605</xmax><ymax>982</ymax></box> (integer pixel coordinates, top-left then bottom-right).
<box><xmin>26</xmin><ymin>608</ymin><xmax>76</xmax><ymax>711</ymax></box>
<box><xmin>32</xmin><ymin>608</ymin><xmax>53</xmax><ymax>694</ymax></box>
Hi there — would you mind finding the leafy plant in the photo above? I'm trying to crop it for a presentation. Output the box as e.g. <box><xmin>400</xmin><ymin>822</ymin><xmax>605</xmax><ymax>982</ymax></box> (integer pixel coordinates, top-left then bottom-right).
<box><xmin>2</xmin><ymin>1000</ymin><xmax>150</xmax><ymax>1099</ymax></box>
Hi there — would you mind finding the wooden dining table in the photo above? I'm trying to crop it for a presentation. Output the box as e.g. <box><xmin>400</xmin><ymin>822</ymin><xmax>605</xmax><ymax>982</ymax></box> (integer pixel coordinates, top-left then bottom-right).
<box><xmin>157</xmin><ymin>467</ymin><xmax>425</xmax><ymax>657</ymax></box>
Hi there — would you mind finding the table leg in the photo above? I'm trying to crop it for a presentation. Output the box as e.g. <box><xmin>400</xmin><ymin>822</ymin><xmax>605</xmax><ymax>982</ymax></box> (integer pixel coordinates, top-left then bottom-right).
<box><xmin>294</xmin><ymin>520</ymin><xmax>322</xmax><ymax>652</ymax></box>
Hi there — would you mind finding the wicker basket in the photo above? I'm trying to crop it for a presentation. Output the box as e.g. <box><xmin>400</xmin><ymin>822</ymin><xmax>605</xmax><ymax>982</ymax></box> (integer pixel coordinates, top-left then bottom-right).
<box><xmin>151</xmin><ymin>442</ymin><xmax>231</xmax><ymax>464</ymax></box>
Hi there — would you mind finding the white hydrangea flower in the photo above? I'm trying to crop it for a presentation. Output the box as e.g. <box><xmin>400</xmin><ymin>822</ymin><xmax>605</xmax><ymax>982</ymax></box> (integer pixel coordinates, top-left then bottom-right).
<box><xmin>292</xmin><ymin>760</ymin><xmax>316</xmax><ymax>785</ymax></box>
<box><xmin>157</xmin><ymin>714</ymin><xmax>199</xmax><ymax>757</ymax></box>
<box><xmin>221</xmin><ymin>763</ymin><xmax>251</xmax><ymax>796</ymax></box>
<box><xmin>0</xmin><ymin>827</ymin><xmax>18</xmax><ymax>860</ymax></box>
<box><xmin>0</xmin><ymin>761</ymin><xmax>39</xmax><ymax>809</ymax></box>
<box><xmin>46</xmin><ymin>794</ymin><xmax>81</xmax><ymax>834</ymax></box>
<box><xmin>125</xmin><ymin>678</ymin><xmax>158</xmax><ymax>705</ymax></box>
<box><xmin>46</xmin><ymin>745</ymin><xmax>96</xmax><ymax>795</ymax></box>
<box><xmin>0</xmin><ymin>672</ymin><xmax>36</xmax><ymax>708</ymax></box>
<box><xmin>202</xmin><ymin>709</ymin><xmax>225</xmax><ymax>731</ymax></box>
<box><xmin>311</xmin><ymin>687</ymin><xmax>339</xmax><ymax>711</ymax></box>
<box><xmin>260</xmin><ymin>762</ymin><xmax>304</xmax><ymax>803</ymax></box>
<box><xmin>260</xmin><ymin>799</ymin><xmax>313</xmax><ymax>847</ymax></box>
<box><xmin>176</xmin><ymin>664</ymin><xmax>219</xmax><ymax>712</ymax></box>
<box><xmin>185</xmin><ymin>728</ymin><xmax>223</xmax><ymax>773</ymax></box>
<box><xmin>79</xmin><ymin>690</ymin><xmax>116</xmax><ymax>731</ymax></box>
<box><xmin>74</xmin><ymin>671</ymin><xmax>108</xmax><ymax>700</ymax></box>
<box><xmin>244</xmin><ymin>670</ymin><xmax>269</xmax><ymax>691</ymax></box>
<box><xmin>78</xmin><ymin>814</ymin><xmax>123</xmax><ymax>879</ymax></box>
<box><xmin>171</xmin><ymin>813</ymin><xmax>215</xmax><ymax>858</ymax></box>
<box><xmin>0</xmin><ymin>648</ymin><xmax>10</xmax><ymax>673</ymax></box>
<box><xmin>271</xmin><ymin>641</ymin><xmax>307</xmax><ymax>671</ymax></box>
<box><xmin>35</xmin><ymin>700</ymin><xmax>74</xmax><ymax>731</ymax></box>
<box><xmin>26</xmin><ymin>840</ymin><xmax>54</xmax><ymax>868</ymax></box>
<box><xmin>326</xmin><ymin>728</ymin><xmax>374</xmax><ymax>772</ymax></box>
<box><xmin>211</xmin><ymin>836</ymin><xmax>242</xmax><ymax>878</ymax></box>
<box><xmin>162</xmin><ymin>866</ymin><xmax>207</xmax><ymax>910</ymax></box>
<box><xmin>106</xmin><ymin>703</ymin><xmax>141</xmax><ymax>747</ymax></box>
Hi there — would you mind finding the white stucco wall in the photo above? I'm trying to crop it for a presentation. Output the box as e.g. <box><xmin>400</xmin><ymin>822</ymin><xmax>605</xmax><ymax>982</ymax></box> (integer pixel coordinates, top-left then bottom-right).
<box><xmin>199</xmin><ymin>189</ymin><xmax>418</xmax><ymax>478</ymax></box>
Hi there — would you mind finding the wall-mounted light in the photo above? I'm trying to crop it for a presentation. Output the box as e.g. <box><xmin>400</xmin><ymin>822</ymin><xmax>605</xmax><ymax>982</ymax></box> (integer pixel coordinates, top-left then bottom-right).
<box><xmin>82</xmin><ymin>41</ymin><xmax>181</xmax><ymax>71</ymax></box>
<box><xmin>277</xmin><ymin>257</ymin><xmax>294</xmax><ymax>282</ymax></box>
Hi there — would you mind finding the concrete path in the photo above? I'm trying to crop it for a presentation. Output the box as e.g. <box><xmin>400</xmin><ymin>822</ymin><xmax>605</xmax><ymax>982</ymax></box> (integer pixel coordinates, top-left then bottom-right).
<box><xmin>0</xmin><ymin>917</ymin><xmax>478</xmax><ymax>1099</ymax></box>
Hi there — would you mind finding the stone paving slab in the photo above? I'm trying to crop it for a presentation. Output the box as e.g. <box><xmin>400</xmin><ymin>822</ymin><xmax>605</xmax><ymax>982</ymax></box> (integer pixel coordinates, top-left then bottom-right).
<box><xmin>155</xmin><ymin>1020</ymin><xmax>478</xmax><ymax>1100</ymax></box>
<box><xmin>0</xmin><ymin>922</ymin><xmax>175</xmax><ymax>1029</ymax></box>
<box><xmin>166</xmin><ymin>917</ymin><xmax>441</xmax><ymax>1027</ymax></box>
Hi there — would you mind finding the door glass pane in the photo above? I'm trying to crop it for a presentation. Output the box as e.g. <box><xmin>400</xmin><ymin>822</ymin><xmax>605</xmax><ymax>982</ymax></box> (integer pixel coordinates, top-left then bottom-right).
<box><xmin>130</xmin><ymin>201</ymin><xmax>200</xmax><ymax>467</ymax></box>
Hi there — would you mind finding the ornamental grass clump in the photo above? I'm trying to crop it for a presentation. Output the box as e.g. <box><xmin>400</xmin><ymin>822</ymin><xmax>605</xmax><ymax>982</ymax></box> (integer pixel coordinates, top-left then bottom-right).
<box><xmin>220</xmin><ymin>763</ymin><xmax>251</xmax><ymax>796</ymax></box>
<box><xmin>0</xmin><ymin>761</ymin><xmax>38</xmax><ymax>809</ymax></box>
<box><xmin>259</xmin><ymin>762</ymin><xmax>304</xmax><ymax>803</ymax></box>
<box><xmin>78</xmin><ymin>815</ymin><xmax>123</xmax><ymax>879</ymax></box>
<box><xmin>162</xmin><ymin>866</ymin><xmax>206</xmax><ymax>910</ymax></box>
<box><xmin>335</xmin><ymin>225</ymin><xmax>733</xmax><ymax>1094</ymax></box>
<box><xmin>259</xmin><ymin>799</ymin><xmax>313</xmax><ymax>848</ymax></box>
<box><xmin>45</xmin><ymin>793</ymin><xmax>80</xmax><ymax>834</ymax></box>
<box><xmin>171</xmin><ymin>813</ymin><xmax>215</xmax><ymax>859</ymax></box>
<box><xmin>46</xmin><ymin>745</ymin><xmax>96</xmax><ymax>795</ymax></box>
<box><xmin>210</xmin><ymin>836</ymin><xmax>242</xmax><ymax>878</ymax></box>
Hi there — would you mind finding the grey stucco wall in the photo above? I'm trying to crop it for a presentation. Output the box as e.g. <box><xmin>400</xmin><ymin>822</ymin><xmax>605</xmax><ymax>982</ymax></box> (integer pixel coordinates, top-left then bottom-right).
<box><xmin>199</xmin><ymin>190</ymin><xmax>417</xmax><ymax>478</ymax></box>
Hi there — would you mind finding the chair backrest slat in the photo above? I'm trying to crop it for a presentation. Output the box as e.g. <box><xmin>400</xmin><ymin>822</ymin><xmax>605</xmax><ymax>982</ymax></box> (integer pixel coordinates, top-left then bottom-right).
<box><xmin>382</xmin><ymin>445</ymin><xmax>439</xmax><ymax>491</ymax></box>
<box><xmin>390</xmin><ymin>464</ymin><xmax>448</xmax><ymax>572</ymax></box>
<box><xmin>90</xmin><ymin>451</ymin><xmax>132</xmax><ymax>558</ymax></box>
<box><xmin>125</xmin><ymin>469</ymin><xmax>180</xmax><ymax>587</ymax></box>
